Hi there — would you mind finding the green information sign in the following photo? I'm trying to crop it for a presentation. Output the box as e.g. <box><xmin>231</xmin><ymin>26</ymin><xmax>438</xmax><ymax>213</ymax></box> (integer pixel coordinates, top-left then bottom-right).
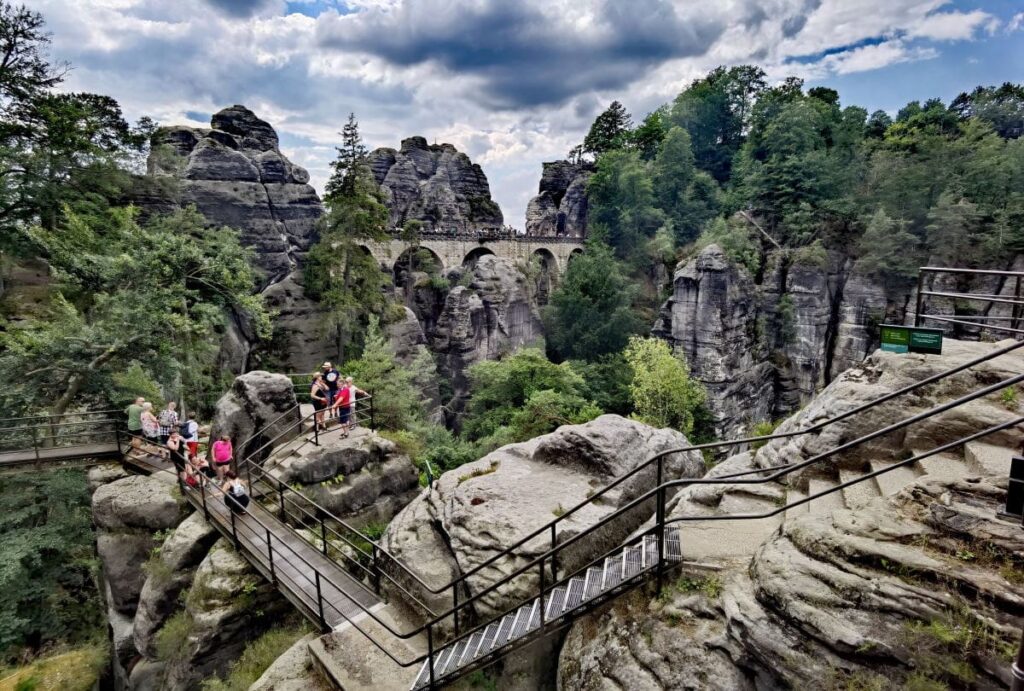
<box><xmin>880</xmin><ymin>325</ymin><xmax>943</xmax><ymax>355</ymax></box>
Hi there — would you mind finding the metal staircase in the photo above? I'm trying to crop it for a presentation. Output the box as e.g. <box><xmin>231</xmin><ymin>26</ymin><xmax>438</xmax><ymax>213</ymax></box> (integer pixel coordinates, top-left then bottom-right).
<box><xmin>410</xmin><ymin>529</ymin><xmax>682</xmax><ymax>689</ymax></box>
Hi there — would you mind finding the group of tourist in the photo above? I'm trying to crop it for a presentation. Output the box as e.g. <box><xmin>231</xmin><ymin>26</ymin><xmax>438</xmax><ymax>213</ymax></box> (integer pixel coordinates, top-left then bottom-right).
<box><xmin>309</xmin><ymin>361</ymin><xmax>367</xmax><ymax>437</ymax></box>
<box><xmin>124</xmin><ymin>397</ymin><xmax>249</xmax><ymax>515</ymax></box>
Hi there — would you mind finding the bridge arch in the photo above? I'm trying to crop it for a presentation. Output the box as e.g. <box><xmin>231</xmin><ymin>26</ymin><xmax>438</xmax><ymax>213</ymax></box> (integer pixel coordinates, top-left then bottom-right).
<box><xmin>394</xmin><ymin>245</ymin><xmax>445</xmax><ymax>291</ymax></box>
<box><xmin>531</xmin><ymin>248</ymin><xmax>558</xmax><ymax>306</ymax></box>
<box><xmin>462</xmin><ymin>246</ymin><xmax>496</xmax><ymax>268</ymax></box>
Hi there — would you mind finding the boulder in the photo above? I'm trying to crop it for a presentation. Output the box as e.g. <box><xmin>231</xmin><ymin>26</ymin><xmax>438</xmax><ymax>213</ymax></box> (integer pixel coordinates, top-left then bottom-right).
<box><xmin>133</xmin><ymin>512</ymin><xmax>220</xmax><ymax>659</ymax></box>
<box><xmin>249</xmin><ymin>633</ymin><xmax>322</xmax><ymax>691</ymax></box>
<box><xmin>92</xmin><ymin>475</ymin><xmax>186</xmax><ymax>532</ymax></box>
<box><xmin>381</xmin><ymin>415</ymin><xmax>704</xmax><ymax>624</ymax></box>
<box><xmin>274</xmin><ymin>429</ymin><xmax>420</xmax><ymax>524</ymax></box>
<box><xmin>88</xmin><ymin>463</ymin><xmax>129</xmax><ymax>493</ymax></box>
<box><xmin>367</xmin><ymin>137</ymin><xmax>503</xmax><ymax>232</ymax></box>
<box><xmin>209</xmin><ymin>371</ymin><xmax>300</xmax><ymax>464</ymax></box>
<box><xmin>525</xmin><ymin>160</ymin><xmax>592</xmax><ymax>237</ymax></box>
<box><xmin>159</xmin><ymin>540</ymin><xmax>290</xmax><ymax>690</ymax></box>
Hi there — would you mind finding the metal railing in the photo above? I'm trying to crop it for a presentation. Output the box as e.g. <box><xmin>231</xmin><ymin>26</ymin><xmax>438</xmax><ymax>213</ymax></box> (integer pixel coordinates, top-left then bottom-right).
<box><xmin>915</xmin><ymin>266</ymin><xmax>1024</xmax><ymax>337</ymax></box>
<box><xmin>118</xmin><ymin>367</ymin><xmax>1024</xmax><ymax>688</ymax></box>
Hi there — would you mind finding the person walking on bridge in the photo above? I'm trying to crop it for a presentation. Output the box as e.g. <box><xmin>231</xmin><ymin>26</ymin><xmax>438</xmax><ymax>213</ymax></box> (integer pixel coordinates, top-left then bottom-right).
<box><xmin>125</xmin><ymin>396</ymin><xmax>144</xmax><ymax>449</ymax></box>
<box><xmin>211</xmin><ymin>434</ymin><xmax>234</xmax><ymax>481</ymax></box>
<box><xmin>158</xmin><ymin>401</ymin><xmax>179</xmax><ymax>445</ymax></box>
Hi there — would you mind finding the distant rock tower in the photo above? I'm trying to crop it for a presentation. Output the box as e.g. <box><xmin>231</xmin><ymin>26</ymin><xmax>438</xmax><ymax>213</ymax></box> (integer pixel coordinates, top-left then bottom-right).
<box><xmin>366</xmin><ymin>136</ymin><xmax>503</xmax><ymax>234</ymax></box>
<box><xmin>525</xmin><ymin>160</ymin><xmax>592</xmax><ymax>238</ymax></box>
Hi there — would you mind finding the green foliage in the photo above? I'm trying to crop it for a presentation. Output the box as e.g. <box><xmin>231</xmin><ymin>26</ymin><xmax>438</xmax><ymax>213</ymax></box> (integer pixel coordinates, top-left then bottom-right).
<box><xmin>343</xmin><ymin>316</ymin><xmax>432</xmax><ymax>431</ymax></box>
<box><xmin>155</xmin><ymin>610</ymin><xmax>192</xmax><ymax>663</ymax></box>
<box><xmin>751</xmin><ymin>419</ymin><xmax>782</xmax><ymax>449</ymax></box>
<box><xmin>695</xmin><ymin>217</ymin><xmax>760</xmax><ymax>274</ymax></box>
<box><xmin>624</xmin><ymin>337</ymin><xmax>705</xmax><ymax>436</ymax></box>
<box><xmin>201</xmin><ymin>622</ymin><xmax>309</xmax><ymax>691</ymax></box>
<box><xmin>1001</xmin><ymin>386</ymin><xmax>1019</xmax><ymax>410</ymax></box>
<box><xmin>462</xmin><ymin>348</ymin><xmax>601</xmax><ymax>450</ymax></box>
<box><xmin>305</xmin><ymin>113</ymin><xmax>391</xmax><ymax>363</ymax></box>
<box><xmin>0</xmin><ymin>206</ymin><xmax>268</xmax><ymax>417</ymax></box>
<box><xmin>583</xmin><ymin>101</ymin><xmax>633</xmax><ymax>156</ymax></box>
<box><xmin>457</xmin><ymin>461</ymin><xmax>500</xmax><ymax>486</ymax></box>
<box><xmin>570</xmin><ymin>353</ymin><xmax>634</xmax><ymax>416</ymax></box>
<box><xmin>659</xmin><ymin>575</ymin><xmax>723</xmax><ymax>602</ymax></box>
<box><xmin>790</xmin><ymin>239</ymin><xmax>828</xmax><ymax>269</ymax></box>
<box><xmin>587</xmin><ymin>150</ymin><xmax>665</xmax><ymax>261</ymax></box>
<box><xmin>653</xmin><ymin>126</ymin><xmax>720</xmax><ymax>244</ymax></box>
<box><xmin>542</xmin><ymin>239</ymin><xmax>644</xmax><ymax>361</ymax></box>
<box><xmin>0</xmin><ymin>470</ymin><xmax>103</xmax><ymax>661</ymax></box>
<box><xmin>776</xmin><ymin>294</ymin><xmax>796</xmax><ymax>345</ymax></box>
<box><xmin>856</xmin><ymin>209</ymin><xmax>920</xmax><ymax>283</ymax></box>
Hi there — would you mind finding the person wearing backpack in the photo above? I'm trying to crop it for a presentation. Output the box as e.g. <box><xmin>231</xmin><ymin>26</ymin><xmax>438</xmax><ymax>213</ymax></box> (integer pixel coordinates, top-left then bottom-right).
<box><xmin>158</xmin><ymin>402</ymin><xmax>179</xmax><ymax>445</ymax></box>
<box><xmin>222</xmin><ymin>471</ymin><xmax>250</xmax><ymax>515</ymax></box>
<box><xmin>182</xmin><ymin>413</ymin><xmax>200</xmax><ymax>459</ymax></box>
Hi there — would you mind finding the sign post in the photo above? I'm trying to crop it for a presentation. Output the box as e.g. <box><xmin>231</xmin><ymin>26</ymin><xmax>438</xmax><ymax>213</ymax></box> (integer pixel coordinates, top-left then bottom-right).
<box><xmin>880</xmin><ymin>325</ymin><xmax>943</xmax><ymax>355</ymax></box>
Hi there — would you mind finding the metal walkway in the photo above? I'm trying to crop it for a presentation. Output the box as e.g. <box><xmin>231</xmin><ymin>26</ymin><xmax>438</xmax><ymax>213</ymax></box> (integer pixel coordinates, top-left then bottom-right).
<box><xmin>122</xmin><ymin>448</ymin><xmax>382</xmax><ymax>631</ymax></box>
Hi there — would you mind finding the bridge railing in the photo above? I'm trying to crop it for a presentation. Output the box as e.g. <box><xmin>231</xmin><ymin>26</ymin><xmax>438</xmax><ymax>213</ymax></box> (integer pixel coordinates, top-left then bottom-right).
<box><xmin>915</xmin><ymin>266</ymin><xmax>1024</xmax><ymax>339</ymax></box>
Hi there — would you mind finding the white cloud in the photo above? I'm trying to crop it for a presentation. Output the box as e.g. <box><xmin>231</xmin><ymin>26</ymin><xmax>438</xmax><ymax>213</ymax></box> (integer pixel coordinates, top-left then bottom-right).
<box><xmin>30</xmin><ymin>0</ymin><xmax>1010</xmax><ymax>226</ymax></box>
<box><xmin>1009</xmin><ymin>13</ymin><xmax>1024</xmax><ymax>33</ymax></box>
<box><xmin>905</xmin><ymin>10</ymin><xmax>998</xmax><ymax>41</ymax></box>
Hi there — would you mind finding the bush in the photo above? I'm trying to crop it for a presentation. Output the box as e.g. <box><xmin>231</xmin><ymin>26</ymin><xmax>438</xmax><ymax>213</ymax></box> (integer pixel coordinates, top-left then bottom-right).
<box><xmin>695</xmin><ymin>216</ymin><xmax>760</xmax><ymax>274</ymax></box>
<box><xmin>624</xmin><ymin>337</ymin><xmax>706</xmax><ymax>436</ymax></box>
<box><xmin>202</xmin><ymin>621</ymin><xmax>308</xmax><ymax>691</ymax></box>
<box><xmin>155</xmin><ymin>611</ymin><xmax>192</xmax><ymax>662</ymax></box>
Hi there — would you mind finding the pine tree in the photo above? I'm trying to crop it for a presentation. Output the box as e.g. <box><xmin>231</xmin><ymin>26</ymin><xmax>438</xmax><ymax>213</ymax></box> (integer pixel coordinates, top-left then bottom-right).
<box><xmin>325</xmin><ymin>112</ymin><xmax>368</xmax><ymax>199</ymax></box>
<box><xmin>583</xmin><ymin>101</ymin><xmax>633</xmax><ymax>156</ymax></box>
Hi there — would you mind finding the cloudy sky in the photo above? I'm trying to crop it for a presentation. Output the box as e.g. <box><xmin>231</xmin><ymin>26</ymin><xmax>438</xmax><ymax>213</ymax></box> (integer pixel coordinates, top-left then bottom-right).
<box><xmin>34</xmin><ymin>0</ymin><xmax>1024</xmax><ymax>226</ymax></box>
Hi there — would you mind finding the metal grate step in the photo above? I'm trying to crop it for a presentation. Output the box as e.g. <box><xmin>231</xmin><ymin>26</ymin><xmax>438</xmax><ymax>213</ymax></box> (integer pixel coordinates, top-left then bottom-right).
<box><xmin>410</xmin><ymin>528</ymin><xmax>682</xmax><ymax>690</ymax></box>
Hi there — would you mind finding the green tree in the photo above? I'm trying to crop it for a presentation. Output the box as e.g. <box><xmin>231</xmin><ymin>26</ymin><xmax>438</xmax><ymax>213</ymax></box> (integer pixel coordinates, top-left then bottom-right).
<box><xmin>542</xmin><ymin>239</ymin><xmax>644</xmax><ymax>361</ymax></box>
<box><xmin>624</xmin><ymin>336</ymin><xmax>705</xmax><ymax>436</ymax></box>
<box><xmin>855</xmin><ymin>208</ymin><xmax>920</xmax><ymax>283</ymax></box>
<box><xmin>343</xmin><ymin>315</ymin><xmax>427</xmax><ymax>431</ymax></box>
<box><xmin>630</xmin><ymin>106</ymin><xmax>668</xmax><ymax>160</ymax></box>
<box><xmin>587</xmin><ymin>150</ymin><xmax>663</xmax><ymax>259</ymax></box>
<box><xmin>583</xmin><ymin>101</ymin><xmax>633</xmax><ymax>156</ymax></box>
<box><xmin>0</xmin><ymin>469</ymin><xmax>104</xmax><ymax>659</ymax></box>
<box><xmin>306</xmin><ymin>113</ymin><xmax>390</xmax><ymax>362</ymax></box>
<box><xmin>925</xmin><ymin>189</ymin><xmax>985</xmax><ymax>266</ymax></box>
<box><xmin>670</xmin><ymin>65</ymin><xmax>766</xmax><ymax>181</ymax></box>
<box><xmin>0</xmin><ymin>206</ymin><xmax>268</xmax><ymax>417</ymax></box>
<box><xmin>462</xmin><ymin>348</ymin><xmax>599</xmax><ymax>447</ymax></box>
<box><xmin>652</xmin><ymin>126</ymin><xmax>720</xmax><ymax>243</ymax></box>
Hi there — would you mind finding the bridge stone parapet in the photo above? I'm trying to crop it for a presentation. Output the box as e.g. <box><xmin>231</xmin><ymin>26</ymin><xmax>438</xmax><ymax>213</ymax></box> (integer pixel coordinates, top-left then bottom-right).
<box><xmin>361</xmin><ymin>231</ymin><xmax>584</xmax><ymax>277</ymax></box>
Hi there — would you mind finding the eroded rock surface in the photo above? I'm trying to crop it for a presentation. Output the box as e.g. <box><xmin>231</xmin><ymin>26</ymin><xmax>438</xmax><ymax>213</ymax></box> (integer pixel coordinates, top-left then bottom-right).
<box><xmin>144</xmin><ymin>105</ymin><xmax>330</xmax><ymax>371</ymax></box>
<box><xmin>654</xmin><ymin>244</ymin><xmax>889</xmax><ymax>439</ymax></box>
<box><xmin>367</xmin><ymin>136</ymin><xmax>503</xmax><ymax>233</ymax></box>
<box><xmin>274</xmin><ymin>428</ymin><xmax>420</xmax><ymax>524</ymax></box>
<box><xmin>159</xmin><ymin>540</ymin><xmax>290</xmax><ymax>690</ymax></box>
<box><xmin>429</xmin><ymin>255</ymin><xmax>543</xmax><ymax>423</ymax></box>
<box><xmin>210</xmin><ymin>370</ymin><xmax>300</xmax><ymax>463</ymax></box>
<box><xmin>381</xmin><ymin>415</ymin><xmax>704</xmax><ymax>625</ymax></box>
<box><xmin>525</xmin><ymin>160</ymin><xmax>592</xmax><ymax>237</ymax></box>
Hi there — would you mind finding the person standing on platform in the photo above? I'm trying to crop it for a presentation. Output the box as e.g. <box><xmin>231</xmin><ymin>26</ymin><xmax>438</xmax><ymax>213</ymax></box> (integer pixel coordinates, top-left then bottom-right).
<box><xmin>125</xmin><ymin>397</ymin><xmax>145</xmax><ymax>448</ymax></box>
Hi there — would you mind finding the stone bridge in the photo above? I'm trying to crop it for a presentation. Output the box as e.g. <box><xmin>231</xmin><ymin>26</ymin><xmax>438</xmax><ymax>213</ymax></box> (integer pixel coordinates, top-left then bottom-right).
<box><xmin>361</xmin><ymin>231</ymin><xmax>585</xmax><ymax>279</ymax></box>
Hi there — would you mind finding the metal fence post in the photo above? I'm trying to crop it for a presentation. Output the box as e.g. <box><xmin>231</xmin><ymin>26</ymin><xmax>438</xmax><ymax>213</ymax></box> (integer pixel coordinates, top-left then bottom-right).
<box><xmin>539</xmin><ymin>555</ymin><xmax>546</xmax><ymax>627</ymax></box>
<box><xmin>452</xmin><ymin>584</ymin><xmax>459</xmax><ymax>636</ymax></box>
<box><xmin>915</xmin><ymin>270</ymin><xmax>925</xmax><ymax>327</ymax></box>
<box><xmin>315</xmin><ymin>571</ymin><xmax>326</xmax><ymax>629</ymax></box>
<box><xmin>427</xmin><ymin>625</ymin><xmax>436</xmax><ymax>689</ymax></box>
<box><xmin>655</xmin><ymin>486</ymin><xmax>666</xmax><ymax>594</ymax></box>
<box><xmin>320</xmin><ymin>516</ymin><xmax>328</xmax><ymax>556</ymax></box>
<box><xmin>267</xmin><ymin>528</ymin><xmax>276</xmax><ymax>584</ymax></box>
<box><xmin>550</xmin><ymin>523</ymin><xmax>558</xmax><ymax>581</ymax></box>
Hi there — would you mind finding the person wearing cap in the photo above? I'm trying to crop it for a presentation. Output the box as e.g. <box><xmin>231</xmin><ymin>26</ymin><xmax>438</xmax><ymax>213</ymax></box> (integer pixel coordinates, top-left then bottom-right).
<box><xmin>322</xmin><ymin>361</ymin><xmax>341</xmax><ymax>420</ymax></box>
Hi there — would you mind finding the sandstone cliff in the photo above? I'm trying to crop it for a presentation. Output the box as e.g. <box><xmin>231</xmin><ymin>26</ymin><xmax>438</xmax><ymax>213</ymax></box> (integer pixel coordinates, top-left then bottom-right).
<box><xmin>367</xmin><ymin>136</ymin><xmax>503</xmax><ymax>233</ymax></box>
<box><xmin>559</xmin><ymin>340</ymin><xmax>1024</xmax><ymax>690</ymax></box>
<box><xmin>525</xmin><ymin>160</ymin><xmax>592</xmax><ymax>237</ymax></box>
<box><xmin>143</xmin><ymin>105</ymin><xmax>331</xmax><ymax>373</ymax></box>
<box><xmin>653</xmin><ymin>244</ymin><xmax>889</xmax><ymax>440</ymax></box>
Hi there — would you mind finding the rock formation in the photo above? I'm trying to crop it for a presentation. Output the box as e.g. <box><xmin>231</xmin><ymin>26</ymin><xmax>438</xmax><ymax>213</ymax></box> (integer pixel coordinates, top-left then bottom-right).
<box><xmin>144</xmin><ymin>105</ymin><xmax>331</xmax><ymax>372</ymax></box>
<box><xmin>380</xmin><ymin>415</ymin><xmax>704</xmax><ymax>624</ymax></box>
<box><xmin>426</xmin><ymin>255</ymin><xmax>544</xmax><ymax>424</ymax></box>
<box><xmin>367</xmin><ymin>136</ymin><xmax>503</xmax><ymax>233</ymax></box>
<box><xmin>525</xmin><ymin>160</ymin><xmax>592</xmax><ymax>237</ymax></box>
<box><xmin>273</xmin><ymin>428</ymin><xmax>421</xmax><ymax>525</ymax></box>
<box><xmin>209</xmin><ymin>370</ymin><xmax>300</xmax><ymax>463</ymax></box>
<box><xmin>654</xmin><ymin>244</ymin><xmax>889</xmax><ymax>439</ymax></box>
<box><xmin>559</xmin><ymin>339</ymin><xmax>1024</xmax><ymax>690</ymax></box>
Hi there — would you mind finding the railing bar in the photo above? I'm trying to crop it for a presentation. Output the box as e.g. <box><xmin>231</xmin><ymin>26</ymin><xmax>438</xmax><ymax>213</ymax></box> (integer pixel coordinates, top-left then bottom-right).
<box><xmin>921</xmin><ymin>290</ymin><xmax>1024</xmax><ymax>307</ymax></box>
<box><xmin>921</xmin><ymin>315</ymin><xmax>1024</xmax><ymax>335</ymax></box>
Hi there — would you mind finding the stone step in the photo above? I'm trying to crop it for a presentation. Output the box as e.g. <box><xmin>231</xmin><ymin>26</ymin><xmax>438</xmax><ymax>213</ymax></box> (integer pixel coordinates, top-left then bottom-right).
<box><xmin>964</xmin><ymin>441</ymin><xmax>1014</xmax><ymax>477</ymax></box>
<box><xmin>869</xmin><ymin>460</ymin><xmax>921</xmax><ymax>496</ymax></box>
<box><xmin>838</xmin><ymin>468</ymin><xmax>881</xmax><ymax>509</ymax></box>
<box><xmin>785</xmin><ymin>487</ymin><xmax>809</xmax><ymax>521</ymax></box>
<box><xmin>807</xmin><ymin>477</ymin><xmax>845</xmax><ymax>516</ymax></box>
<box><xmin>913</xmin><ymin>450</ymin><xmax>972</xmax><ymax>484</ymax></box>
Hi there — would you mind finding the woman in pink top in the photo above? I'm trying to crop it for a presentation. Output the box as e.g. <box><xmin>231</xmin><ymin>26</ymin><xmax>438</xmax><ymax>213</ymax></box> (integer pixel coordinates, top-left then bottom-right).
<box><xmin>211</xmin><ymin>434</ymin><xmax>233</xmax><ymax>480</ymax></box>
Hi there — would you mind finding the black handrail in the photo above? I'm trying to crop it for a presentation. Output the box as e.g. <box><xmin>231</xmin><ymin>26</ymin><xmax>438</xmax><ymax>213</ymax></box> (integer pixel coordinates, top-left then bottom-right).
<box><xmin>115</xmin><ymin>369</ymin><xmax>1024</xmax><ymax>681</ymax></box>
<box><xmin>218</xmin><ymin>337</ymin><xmax>1024</xmax><ymax>624</ymax></box>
